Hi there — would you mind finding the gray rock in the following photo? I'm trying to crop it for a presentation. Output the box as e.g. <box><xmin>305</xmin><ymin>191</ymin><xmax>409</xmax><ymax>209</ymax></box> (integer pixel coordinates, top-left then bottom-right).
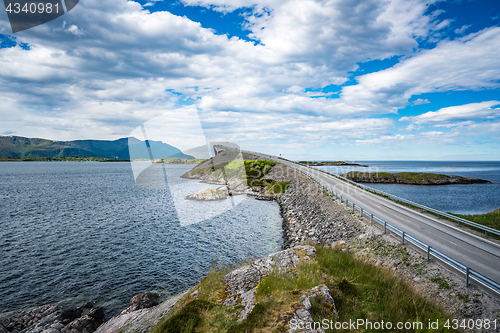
<box><xmin>65</xmin><ymin>307</ymin><xmax>104</xmax><ymax>333</ymax></box>
<box><xmin>185</xmin><ymin>186</ymin><xmax>228</xmax><ymax>201</ymax></box>
<box><xmin>0</xmin><ymin>303</ymin><xmax>104</xmax><ymax>333</ymax></box>
<box><xmin>222</xmin><ymin>246</ymin><xmax>314</xmax><ymax>322</ymax></box>
<box><xmin>94</xmin><ymin>290</ymin><xmax>188</xmax><ymax>333</ymax></box>
<box><xmin>288</xmin><ymin>284</ymin><xmax>336</xmax><ymax>333</ymax></box>
<box><xmin>122</xmin><ymin>292</ymin><xmax>160</xmax><ymax>314</ymax></box>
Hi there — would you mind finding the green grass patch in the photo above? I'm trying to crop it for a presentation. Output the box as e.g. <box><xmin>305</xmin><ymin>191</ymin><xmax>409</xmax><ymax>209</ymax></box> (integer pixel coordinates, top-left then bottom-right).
<box><xmin>346</xmin><ymin>171</ymin><xmax>451</xmax><ymax>182</ymax></box>
<box><xmin>453</xmin><ymin>209</ymin><xmax>500</xmax><ymax>235</ymax></box>
<box><xmin>430</xmin><ymin>277</ymin><xmax>451</xmax><ymax>290</ymax></box>
<box><xmin>151</xmin><ymin>299</ymin><xmax>213</xmax><ymax>333</ymax></box>
<box><xmin>244</xmin><ymin>160</ymin><xmax>276</xmax><ymax>179</ymax></box>
<box><xmin>456</xmin><ymin>293</ymin><xmax>470</xmax><ymax>303</ymax></box>
<box><xmin>269</xmin><ymin>181</ymin><xmax>291</xmax><ymax>194</ymax></box>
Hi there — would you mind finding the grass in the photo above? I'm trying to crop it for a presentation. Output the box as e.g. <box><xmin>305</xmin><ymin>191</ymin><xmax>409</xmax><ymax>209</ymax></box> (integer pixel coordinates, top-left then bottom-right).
<box><xmin>189</xmin><ymin>160</ymin><xmax>276</xmax><ymax>182</ymax></box>
<box><xmin>430</xmin><ymin>277</ymin><xmax>451</xmax><ymax>290</ymax></box>
<box><xmin>456</xmin><ymin>293</ymin><xmax>470</xmax><ymax>303</ymax></box>
<box><xmin>269</xmin><ymin>181</ymin><xmax>291</xmax><ymax>194</ymax></box>
<box><xmin>244</xmin><ymin>160</ymin><xmax>276</xmax><ymax>179</ymax></box>
<box><xmin>151</xmin><ymin>299</ymin><xmax>213</xmax><ymax>333</ymax></box>
<box><xmin>396</xmin><ymin>172</ymin><xmax>447</xmax><ymax>181</ymax></box>
<box><xmin>151</xmin><ymin>246</ymin><xmax>457</xmax><ymax>333</ymax></box>
<box><xmin>453</xmin><ymin>209</ymin><xmax>500</xmax><ymax>235</ymax></box>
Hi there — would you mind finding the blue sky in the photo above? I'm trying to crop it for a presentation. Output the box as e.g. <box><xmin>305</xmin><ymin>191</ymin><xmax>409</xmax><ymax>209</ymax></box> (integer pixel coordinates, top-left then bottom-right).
<box><xmin>0</xmin><ymin>0</ymin><xmax>499</xmax><ymax>160</ymax></box>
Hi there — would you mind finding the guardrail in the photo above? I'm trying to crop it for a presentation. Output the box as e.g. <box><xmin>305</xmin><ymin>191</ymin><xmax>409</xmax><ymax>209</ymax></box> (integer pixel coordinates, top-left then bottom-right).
<box><xmin>316</xmin><ymin>172</ymin><xmax>500</xmax><ymax>238</ymax></box>
<box><xmin>242</xmin><ymin>150</ymin><xmax>500</xmax><ymax>295</ymax></box>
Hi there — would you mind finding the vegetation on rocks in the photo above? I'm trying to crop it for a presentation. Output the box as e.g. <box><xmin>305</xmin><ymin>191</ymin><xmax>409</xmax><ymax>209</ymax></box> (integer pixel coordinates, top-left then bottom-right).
<box><xmin>182</xmin><ymin>151</ymin><xmax>288</xmax><ymax>195</ymax></box>
<box><xmin>343</xmin><ymin>171</ymin><xmax>491</xmax><ymax>185</ymax></box>
<box><xmin>151</xmin><ymin>246</ymin><xmax>455</xmax><ymax>333</ymax></box>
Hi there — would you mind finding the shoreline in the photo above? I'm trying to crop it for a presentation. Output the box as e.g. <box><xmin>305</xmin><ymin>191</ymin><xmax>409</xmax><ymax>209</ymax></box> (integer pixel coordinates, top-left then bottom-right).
<box><xmin>2</xmin><ymin>156</ymin><xmax>499</xmax><ymax>332</ymax></box>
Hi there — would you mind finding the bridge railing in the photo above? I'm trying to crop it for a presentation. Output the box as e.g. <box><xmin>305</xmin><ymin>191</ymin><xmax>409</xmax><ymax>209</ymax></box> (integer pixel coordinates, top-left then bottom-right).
<box><xmin>327</xmin><ymin>173</ymin><xmax>500</xmax><ymax>238</ymax></box>
<box><xmin>242</xmin><ymin>150</ymin><xmax>500</xmax><ymax>295</ymax></box>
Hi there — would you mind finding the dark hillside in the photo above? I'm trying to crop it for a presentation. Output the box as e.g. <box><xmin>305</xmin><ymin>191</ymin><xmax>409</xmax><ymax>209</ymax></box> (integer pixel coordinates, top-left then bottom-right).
<box><xmin>0</xmin><ymin>136</ymin><xmax>193</xmax><ymax>160</ymax></box>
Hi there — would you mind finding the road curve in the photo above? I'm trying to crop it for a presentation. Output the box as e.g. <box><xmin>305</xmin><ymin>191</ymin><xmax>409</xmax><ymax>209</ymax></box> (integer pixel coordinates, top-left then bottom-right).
<box><xmin>248</xmin><ymin>152</ymin><xmax>500</xmax><ymax>290</ymax></box>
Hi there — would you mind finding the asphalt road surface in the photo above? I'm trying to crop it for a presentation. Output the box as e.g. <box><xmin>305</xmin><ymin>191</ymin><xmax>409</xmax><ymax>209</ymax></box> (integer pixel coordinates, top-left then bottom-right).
<box><xmin>247</xmin><ymin>151</ymin><xmax>500</xmax><ymax>292</ymax></box>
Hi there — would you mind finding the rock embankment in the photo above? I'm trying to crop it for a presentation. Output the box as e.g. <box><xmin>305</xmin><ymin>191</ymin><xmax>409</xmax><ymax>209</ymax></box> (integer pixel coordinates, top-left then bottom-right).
<box><xmin>181</xmin><ymin>150</ymin><xmax>365</xmax><ymax>247</ymax></box>
<box><xmin>343</xmin><ymin>171</ymin><xmax>491</xmax><ymax>185</ymax></box>
<box><xmin>0</xmin><ymin>303</ymin><xmax>104</xmax><ymax>333</ymax></box>
<box><xmin>264</xmin><ymin>164</ymin><xmax>365</xmax><ymax>248</ymax></box>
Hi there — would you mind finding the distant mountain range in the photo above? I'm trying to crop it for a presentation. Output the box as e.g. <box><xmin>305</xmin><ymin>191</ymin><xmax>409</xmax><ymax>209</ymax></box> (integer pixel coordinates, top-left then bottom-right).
<box><xmin>0</xmin><ymin>136</ymin><xmax>195</xmax><ymax>160</ymax></box>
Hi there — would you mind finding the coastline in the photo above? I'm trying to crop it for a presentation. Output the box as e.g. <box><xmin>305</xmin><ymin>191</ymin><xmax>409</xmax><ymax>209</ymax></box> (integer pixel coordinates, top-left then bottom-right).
<box><xmin>2</xmin><ymin>156</ymin><xmax>500</xmax><ymax>333</ymax></box>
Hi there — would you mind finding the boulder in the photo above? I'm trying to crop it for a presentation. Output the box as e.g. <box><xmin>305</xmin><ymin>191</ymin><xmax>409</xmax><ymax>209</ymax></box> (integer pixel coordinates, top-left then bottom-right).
<box><xmin>65</xmin><ymin>307</ymin><xmax>105</xmax><ymax>333</ymax></box>
<box><xmin>222</xmin><ymin>245</ymin><xmax>315</xmax><ymax>322</ymax></box>
<box><xmin>185</xmin><ymin>186</ymin><xmax>228</xmax><ymax>201</ymax></box>
<box><xmin>94</xmin><ymin>291</ymin><xmax>188</xmax><ymax>333</ymax></box>
<box><xmin>122</xmin><ymin>292</ymin><xmax>160</xmax><ymax>314</ymax></box>
<box><xmin>288</xmin><ymin>285</ymin><xmax>337</xmax><ymax>333</ymax></box>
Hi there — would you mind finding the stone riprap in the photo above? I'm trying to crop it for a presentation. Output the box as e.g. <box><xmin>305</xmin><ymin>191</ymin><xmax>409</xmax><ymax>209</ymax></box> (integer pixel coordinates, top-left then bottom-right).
<box><xmin>264</xmin><ymin>163</ymin><xmax>365</xmax><ymax>248</ymax></box>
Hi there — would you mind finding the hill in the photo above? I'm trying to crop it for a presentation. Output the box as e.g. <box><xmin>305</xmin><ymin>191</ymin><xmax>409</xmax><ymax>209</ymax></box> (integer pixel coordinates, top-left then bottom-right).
<box><xmin>0</xmin><ymin>136</ymin><xmax>194</xmax><ymax>160</ymax></box>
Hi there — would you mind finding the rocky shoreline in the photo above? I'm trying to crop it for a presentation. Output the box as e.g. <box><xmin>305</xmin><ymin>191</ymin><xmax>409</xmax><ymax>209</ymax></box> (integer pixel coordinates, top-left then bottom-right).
<box><xmin>3</xmin><ymin>153</ymin><xmax>499</xmax><ymax>333</ymax></box>
<box><xmin>0</xmin><ymin>303</ymin><xmax>105</xmax><ymax>333</ymax></box>
<box><xmin>263</xmin><ymin>163</ymin><xmax>365</xmax><ymax>248</ymax></box>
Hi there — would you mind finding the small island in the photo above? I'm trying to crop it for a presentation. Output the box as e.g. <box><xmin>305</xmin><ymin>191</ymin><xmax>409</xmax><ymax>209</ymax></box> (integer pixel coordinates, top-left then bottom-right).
<box><xmin>342</xmin><ymin>171</ymin><xmax>492</xmax><ymax>185</ymax></box>
<box><xmin>298</xmin><ymin>161</ymin><xmax>369</xmax><ymax>167</ymax></box>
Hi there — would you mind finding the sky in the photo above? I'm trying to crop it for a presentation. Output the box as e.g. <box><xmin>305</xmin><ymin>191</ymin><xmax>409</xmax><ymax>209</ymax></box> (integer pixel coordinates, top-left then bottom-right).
<box><xmin>0</xmin><ymin>0</ymin><xmax>499</xmax><ymax>160</ymax></box>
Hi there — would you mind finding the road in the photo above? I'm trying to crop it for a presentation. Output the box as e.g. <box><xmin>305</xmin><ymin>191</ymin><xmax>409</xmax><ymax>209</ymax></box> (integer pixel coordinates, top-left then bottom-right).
<box><xmin>247</xmin><ymin>151</ymin><xmax>500</xmax><ymax>291</ymax></box>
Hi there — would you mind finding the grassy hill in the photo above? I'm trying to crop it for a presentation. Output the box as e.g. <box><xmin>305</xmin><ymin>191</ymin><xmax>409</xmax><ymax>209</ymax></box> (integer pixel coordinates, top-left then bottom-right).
<box><xmin>0</xmin><ymin>136</ymin><xmax>194</xmax><ymax>160</ymax></box>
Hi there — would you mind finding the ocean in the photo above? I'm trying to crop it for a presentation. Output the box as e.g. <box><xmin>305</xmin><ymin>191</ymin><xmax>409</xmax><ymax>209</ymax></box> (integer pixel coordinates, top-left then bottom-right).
<box><xmin>2</xmin><ymin>160</ymin><xmax>498</xmax><ymax>318</ymax></box>
<box><xmin>0</xmin><ymin>162</ymin><xmax>283</xmax><ymax>317</ymax></box>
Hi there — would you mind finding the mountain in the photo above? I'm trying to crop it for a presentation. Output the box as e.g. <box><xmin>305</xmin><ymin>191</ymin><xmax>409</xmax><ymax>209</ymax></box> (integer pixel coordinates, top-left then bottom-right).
<box><xmin>0</xmin><ymin>136</ymin><xmax>194</xmax><ymax>160</ymax></box>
